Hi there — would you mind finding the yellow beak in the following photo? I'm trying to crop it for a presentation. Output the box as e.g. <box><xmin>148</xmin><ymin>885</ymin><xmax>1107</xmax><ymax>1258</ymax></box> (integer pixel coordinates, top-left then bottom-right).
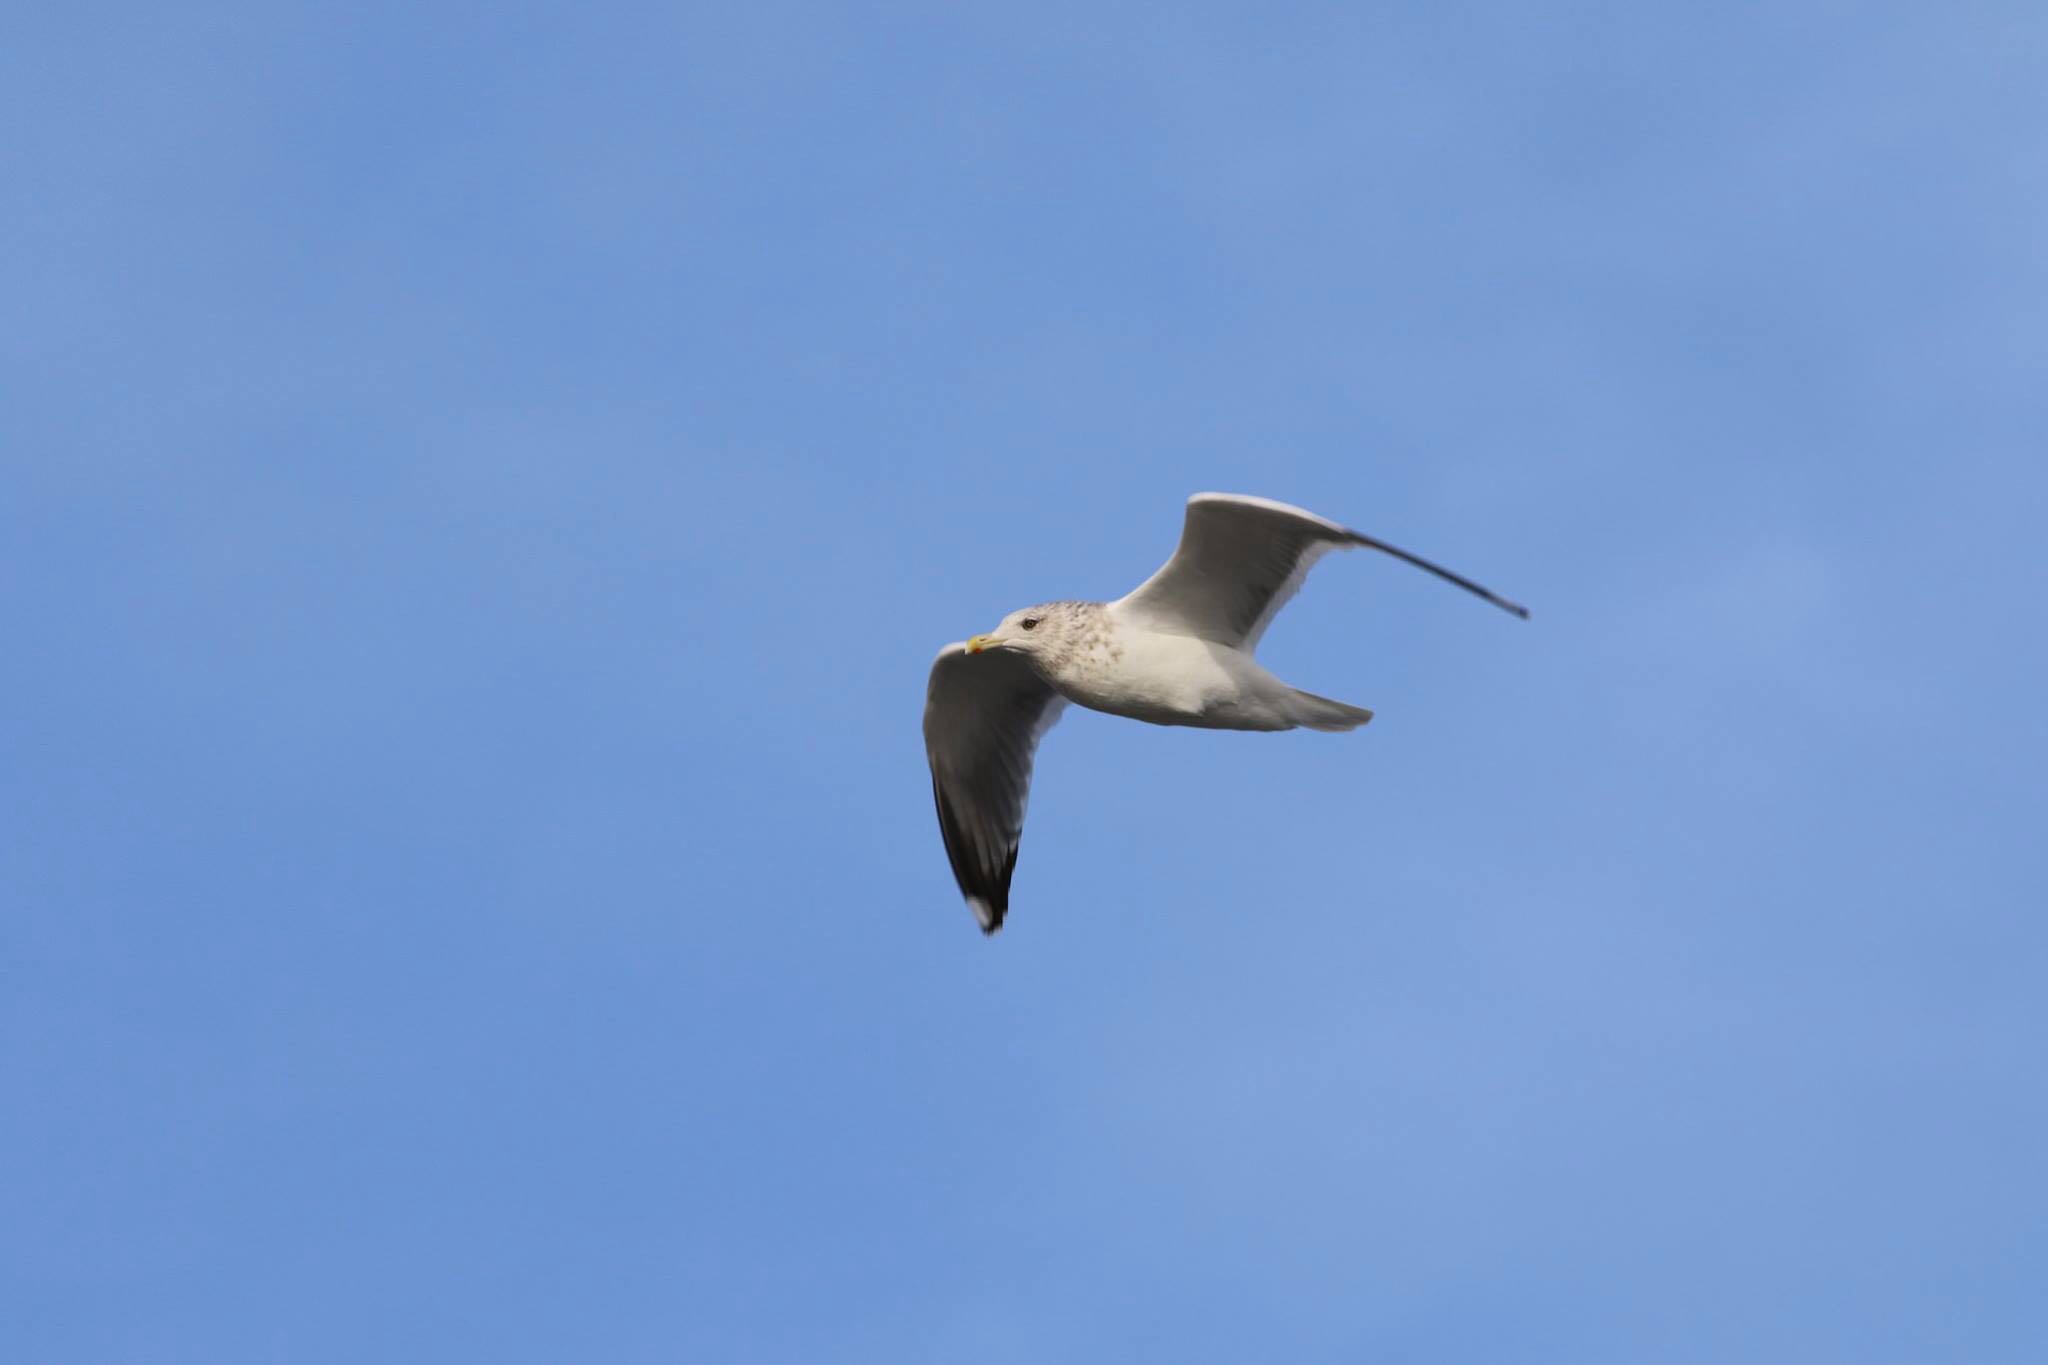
<box><xmin>966</xmin><ymin>634</ymin><xmax>999</xmax><ymax>654</ymax></box>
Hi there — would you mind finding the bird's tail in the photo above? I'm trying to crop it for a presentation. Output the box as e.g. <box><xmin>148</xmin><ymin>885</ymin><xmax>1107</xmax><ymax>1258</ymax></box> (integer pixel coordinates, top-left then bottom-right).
<box><xmin>1285</xmin><ymin>688</ymin><xmax>1375</xmax><ymax>732</ymax></box>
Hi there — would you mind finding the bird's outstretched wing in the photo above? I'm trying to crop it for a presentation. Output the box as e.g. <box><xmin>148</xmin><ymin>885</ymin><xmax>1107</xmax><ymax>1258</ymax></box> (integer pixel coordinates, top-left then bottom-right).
<box><xmin>923</xmin><ymin>643</ymin><xmax>1068</xmax><ymax>933</ymax></box>
<box><xmin>1116</xmin><ymin>492</ymin><xmax>1528</xmax><ymax>651</ymax></box>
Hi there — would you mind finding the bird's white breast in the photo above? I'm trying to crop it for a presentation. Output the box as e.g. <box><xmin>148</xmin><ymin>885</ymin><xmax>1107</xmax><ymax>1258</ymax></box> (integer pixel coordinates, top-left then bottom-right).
<box><xmin>1044</xmin><ymin>609</ymin><xmax>1278</xmax><ymax>728</ymax></box>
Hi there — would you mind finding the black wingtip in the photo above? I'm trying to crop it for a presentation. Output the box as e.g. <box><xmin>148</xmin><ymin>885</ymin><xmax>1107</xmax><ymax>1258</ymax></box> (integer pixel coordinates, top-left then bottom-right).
<box><xmin>933</xmin><ymin>773</ymin><xmax>1018</xmax><ymax>935</ymax></box>
<box><xmin>1348</xmin><ymin>531</ymin><xmax>1531</xmax><ymax>620</ymax></box>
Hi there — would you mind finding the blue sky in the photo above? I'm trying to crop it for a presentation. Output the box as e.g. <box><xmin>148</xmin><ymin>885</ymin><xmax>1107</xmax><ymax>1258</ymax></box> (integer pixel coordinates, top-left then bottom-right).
<box><xmin>6</xmin><ymin>3</ymin><xmax>2045</xmax><ymax>1360</ymax></box>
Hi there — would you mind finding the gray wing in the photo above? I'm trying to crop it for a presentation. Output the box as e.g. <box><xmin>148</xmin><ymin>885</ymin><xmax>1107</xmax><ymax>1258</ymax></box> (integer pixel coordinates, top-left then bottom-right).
<box><xmin>923</xmin><ymin>643</ymin><xmax>1068</xmax><ymax>934</ymax></box>
<box><xmin>1115</xmin><ymin>492</ymin><xmax>1530</xmax><ymax>651</ymax></box>
<box><xmin>1113</xmin><ymin>494</ymin><xmax>1360</xmax><ymax>651</ymax></box>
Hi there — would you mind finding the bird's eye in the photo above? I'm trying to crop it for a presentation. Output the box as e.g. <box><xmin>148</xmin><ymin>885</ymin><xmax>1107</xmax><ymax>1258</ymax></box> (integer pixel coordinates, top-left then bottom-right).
<box><xmin>1021</xmin><ymin>617</ymin><xmax>1040</xmax><ymax>631</ymax></box>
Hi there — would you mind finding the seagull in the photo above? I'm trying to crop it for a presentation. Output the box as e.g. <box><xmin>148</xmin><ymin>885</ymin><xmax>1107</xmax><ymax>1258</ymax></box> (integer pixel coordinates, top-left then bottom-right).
<box><xmin>923</xmin><ymin>492</ymin><xmax>1528</xmax><ymax>933</ymax></box>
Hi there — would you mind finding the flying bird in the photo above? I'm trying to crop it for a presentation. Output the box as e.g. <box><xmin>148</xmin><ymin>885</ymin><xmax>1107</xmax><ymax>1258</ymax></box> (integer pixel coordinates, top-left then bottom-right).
<box><xmin>923</xmin><ymin>493</ymin><xmax>1528</xmax><ymax>933</ymax></box>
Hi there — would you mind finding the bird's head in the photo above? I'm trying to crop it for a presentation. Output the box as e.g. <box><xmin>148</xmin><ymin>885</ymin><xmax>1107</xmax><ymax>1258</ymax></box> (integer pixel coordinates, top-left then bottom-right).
<box><xmin>966</xmin><ymin>602</ymin><xmax>1080</xmax><ymax>658</ymax></box>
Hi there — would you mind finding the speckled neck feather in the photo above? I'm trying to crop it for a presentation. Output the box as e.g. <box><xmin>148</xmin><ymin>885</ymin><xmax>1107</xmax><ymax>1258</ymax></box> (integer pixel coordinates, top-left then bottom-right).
<box><xmin>1036</xmin><ymin>600</ymin><xmax>1113</xmax><ymax>676</ymax></box>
